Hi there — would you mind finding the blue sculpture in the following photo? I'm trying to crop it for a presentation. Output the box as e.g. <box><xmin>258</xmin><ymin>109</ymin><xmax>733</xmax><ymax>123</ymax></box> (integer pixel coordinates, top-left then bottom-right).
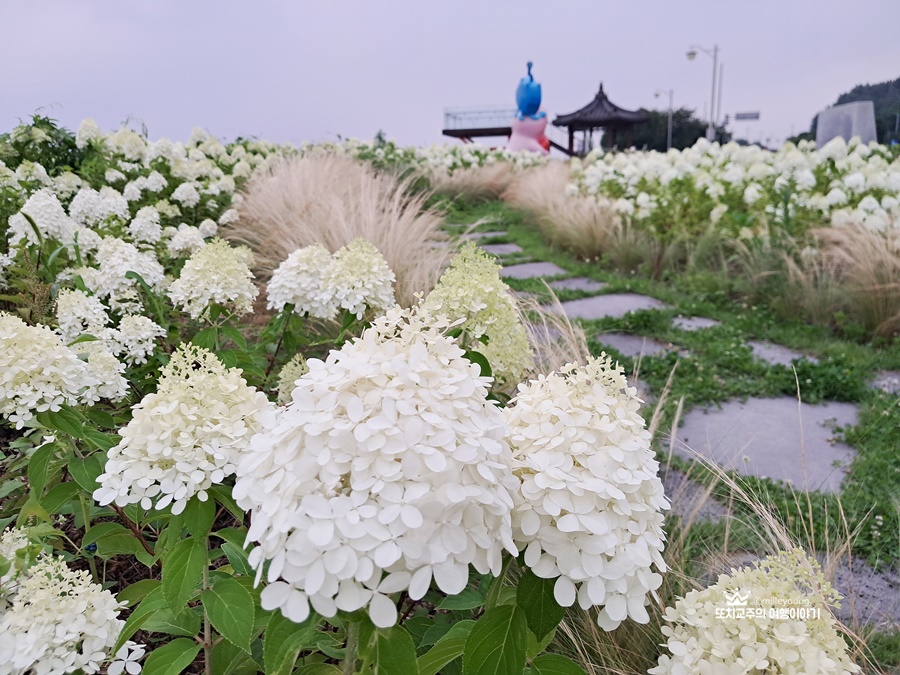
<box><xmin>516</xmin><ymin>62</ymin><xmax>547</xmax><ymax>121</ymax></box>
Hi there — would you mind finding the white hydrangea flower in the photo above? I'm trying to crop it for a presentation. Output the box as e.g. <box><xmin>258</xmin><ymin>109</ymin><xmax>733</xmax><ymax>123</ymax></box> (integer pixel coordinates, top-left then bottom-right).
<box><xmin>0</xmin><ymin>312</ymin><xmax>101</xmax><ymax>428</ymax></box>
<box><xmin>111</xmin><ymin>315</ymin><xmax>165</xmax><ymax>365</ymax></box>
<box><xmin>506</xmin><ymin>356</ymin><xmax>668</xmax><ymax>631</ymax></box>
<box><xmin>105</xmin><ymin>169</ymin><xmax>126</xmax><ymax>184</ymax></box>
<box><xmin>75</xmin><ymin>118</ymin><xmax>104</xmax><ymax>149</ymax></box>
<box><xmin>198</xmin><ymin>218</ymin><xmax>218</xmax><ymax>238</ymax></box>
<box><xmin>8</xmin><ymin>189</ymin><xmax>76</xmax><ymax>246</ymax></box>
<box><xmin>0</xmin><ymin>527</ymin><xmax>32</xmax><ymax>599</ymax></box>
<box><xmin>234</xmin><ymin>307</ymin><xmax>519</xmax><ymax>628</ymax></box>
<box><xmin>218</xmin><ymin>208</ymin><xmax>239</xmax><ymax>225</ymax></box>
<box><xmin>14</xmin><ymin>161</ymin><xmax>51</xmax><ymax>186</ymax></box>
<box><xmin>166</xmin><ymin>224</ymin><xmax>206</xmax><ymax>257</ymax></box>
<box><xmin>651</xmin><ymin>549</ymin><xmax>860</xmax><ymax>674</ymax></box>
<box><xmin>94</xmin><ymin>344</ymin><xmax>270</xmax><ymax>515</ymax></box>
<box><xmin>171</xmin><ymin>182</ymin><xmax>201</xmax><ymax>208</ymax></box>
<box><xmin>422</xmin><ymin>242</ymin><xmax>534</xmax><ymax>390</ymax></box>
<box><xmin>107</xmin><ymin>128</ymin><xmax>146</xmax><ymax>162</ymax></box>
<box><xmin>55</xmin><ymin>288</ymin><xmax>110</xmax><ymax>344</ymax></box>
<box><xmin>266</xmin><ymin>245</ymin><xmax>335</xmax><ymax>318</ymax></box>
<box><xmin>143</xmin><ymin>171</ymin><xmax>167</xmax><ymax>193</ymax></box>
<box><xmin>127</xmin><ymin>206</ymin><xmax>162</xmax><ymax>244</ymax></box>
<box><xmin>51</xmin><ymin>172</ymin><xmax>82</xmax><ymax>201</ymax></box>
<box><xmin>77</xmin><ymin>237</ymin><xmax>165</xmax><ymax>309</ymax></box>
<box><xmin>0</xmin><ymin>251</ymin><xmax>14</xmax><ymax>290</ymax></box>
<box><xmin>74</xmin><ymin>226</ymin><xmax>103</xmax><ymax>255</ymax></box>
<box><xmin>75</xmin><ymin>341</ymin><xmax>129</xmax><ymax>403</ymax></box>
<box><xmin>168</xmin><ymin>238</ymin><xmax>258</xmax><ymax>319</ymax></box>
<box><xmin>155</xmin><ymin>199</ymin><xmax>180</xmax><ymax>219</ymax></box>
<box><xmin>276</xmin><ymin>352</ymin><xmax>309</xmax><ymax>405</ymax></box>
<box><xmin>0</xmin><ymin>555</ymin><xmax>143</xmax><ymax>675</ymax></box>
<box><xmin>321</xmin><ymin>239</ymin><xmax>396</xmax><ymax>319</ymax></box>
<box><xmin>122</xmin><ymin>182</ymin><xmax>142</xmax><ymax>202</ymax></box>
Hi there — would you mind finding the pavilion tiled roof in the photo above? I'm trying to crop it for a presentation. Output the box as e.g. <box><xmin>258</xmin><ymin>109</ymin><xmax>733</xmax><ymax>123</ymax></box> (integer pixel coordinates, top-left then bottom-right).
<box><xmin>553</xmin><ymin>83</ymin><xmax>648</xmax><ymax>130</ymax></box>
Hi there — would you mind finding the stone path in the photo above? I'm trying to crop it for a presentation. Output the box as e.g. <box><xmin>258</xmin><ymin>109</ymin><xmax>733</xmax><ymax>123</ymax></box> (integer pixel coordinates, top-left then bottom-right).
<box><xmin>869</xmin><ymin>370</ymin><xmax>900</xmax><ymax>395</ymax></box>
<box><xmin>501</xmin><ymin>262</ymin><xmax>569</xmax><ymax>279</ymax></box>
<box><xmin>675</xmin><ymin>397</ymin><xmax>858</xmax><ymax>493</ymax></box>
<box><xmin>555</xmin><ymin>293</ymin><xmax>672</xmax><ymax>320</ymax></box>
<box><xmin>748</xmin><ymin>340</ymin><xmax>819</xmax><ymax>366</ymax></box>
<box><xmin>549</xmin><ymin>277</ymin><xmax>608</xmax><ymax>293</ymax></box>
<box><xmin>673</xmin><ymin>316</ymin><xmax>720</xmax><ymax>331</ymax></box>
<box><xmin>596</xmin><ymin>332</ymin><xmax>671</xmax><ymax>358</ymax></box>
<box><xmin>480</xmin><ymin>243</ymin><xmax>522</xmax><ymax>256</ymax></box>
<box><xmin>661</xmin><ymin>468</ymin><xmax>729</xmax><ymax>523</ymax></box>
<box><xmin>460</xmin><ymin>230</ymin><xmax>508</xmax><ymax>240</ymax></box>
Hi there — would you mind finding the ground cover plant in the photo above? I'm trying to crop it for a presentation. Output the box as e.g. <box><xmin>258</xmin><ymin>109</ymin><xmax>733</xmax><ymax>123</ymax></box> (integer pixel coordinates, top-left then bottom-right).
<box><xmin>0</xmin><ymin>117</ymin><xmax>890</xmax><ymax>674</ymax></box>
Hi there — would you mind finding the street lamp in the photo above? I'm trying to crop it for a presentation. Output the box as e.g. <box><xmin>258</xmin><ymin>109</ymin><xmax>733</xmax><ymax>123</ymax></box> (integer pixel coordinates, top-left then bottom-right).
<box><xmin>655</xmin><ymin>89</ymin><xmax>674</xmax><ymax>150</ymax></box>
<box><xmin>687</xmin><ymin>44</ymin><xmax>720</xmax><ymax>141</ymax></box>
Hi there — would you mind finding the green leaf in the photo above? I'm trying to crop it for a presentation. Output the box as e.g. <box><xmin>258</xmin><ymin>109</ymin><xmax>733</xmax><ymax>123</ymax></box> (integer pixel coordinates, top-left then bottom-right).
<box><xmin>525</xmin><ymin>628</ymin><xmax>556</xmax><ymax>661</ymax></box>
<box><xmin>209</xmin><ymin>486</ymin><xmax>244</xmax><ymax>520</ymax></box>
<box><xmin>83</xmin><ymin>428</ymin><xmax>119</xmax><ymax>451</ymax></box>
<box><xmin>68</xmin><ymin>454</ymin><xmax>105</xmax><ymax>493</ymax></box>
<box><xmin>295</xmin><ymin>666</ymin><xmax>342</xmax><ymax>675</ymax></box>
<box><xmin>35</xmin><ymin>408</ymin><xmax>84</xmax><ymax>437</ymax></box>
<box><xmin>369</xmin><ymin>625</ymin><xmax>417</xmax><ymax>675</ymax></box>
<box><xmin>40</xmin><ymin>482</ymin><xmax>80</xmax><ymax>514</ymax></box>
<box><xmin>438</xmin><ymin>586</ymin><xmax>487</xmax><ymax>611</ymax></box>
<box><xmin>83</xmin><ymin>521</ymin><xmax>130</xmax><ymax>546</ymax></box>
<box><xmin>516</xmin><ymin>571</ymin><xmax>565</xmax><ymax>641</ymax></box>
<box><xmin>528</xmin><ymin>654</ymin><xmax>587</xmax><ymax>675</ymax></box>
<box><xmin>28</xmin><ymin>442</ymin><xmax>57</xmax><ymax>497</ymax></box>
<box><xmin>418</xmin><ymin>638</ymin><xmax>467</xmax><ymax>675</ymax></box>
<box><xmin>462</xmin><ymin>605</ymin><xmax>527</xmax><ymax>675</ymax></box>
<box><xmin>141</xmin><ymin>637</ymin><xmax>201</xmax><ymax>675</ymax></box>
<box><xmin>201</xmin><ymin>577</ymin><xmax>255</xmax><ymax>652</ymax></box>
<box><xmin>211</xmin><ymin>639</ymin><xmax>258</xmax><ymax>675</ymax></box>
<box><xmin>163</xmin><ymin>537</ymin><xmax>207</xmax><ymax>612</ymax></box>
<box><xmin>264</xmin><ymin>612</ymin><xmax>321</xmax><ymax>675</ymax></box>
<box><xmin>192</xmin><ymin>327</ymin><xmax>218</xmax><ymax>350</ymax></box>
<box><xmin>464</xmin><ymin>349</ymin><xmax>492</xmax><ymax>378</ymax></box>
<box><xmin>83</xmin><ymin>407</ymin><xmax>116</xmax><ymax>428</ymax></box>
<box><xmin>117</xmin><ymin>579</ymin><xmax>161</xmax><ymax>607</ymax></box>
<box><xmin>114</xmin><ymin>586</ymin><xmax>168</xmax><ymax>652</ymax></box>
<box><xmin>179</xmin><ymin>496</ymin><xmax>216</xmax><ymax>539</ymax></box>
<box><xmin>143</xmin><ymin>606</ymin><xmax>202</xmax><ymax>637</ymax></box>
<box><xmin>0</xmin><ymin>479</ymin><xmax>25</xmax><ymax>500</ymax></box>
<box><xmin>221</xmin><ymin>542</ymin><xmax>254</xmax><ymax>576</ymax></box>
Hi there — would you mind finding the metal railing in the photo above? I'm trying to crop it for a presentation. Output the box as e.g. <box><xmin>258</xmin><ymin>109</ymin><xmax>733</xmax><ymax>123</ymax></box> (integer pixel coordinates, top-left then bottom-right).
<box><xmin>443</xmin><ymin>106</ymin><xmax>518</xmax><ymax>130</ymax></box>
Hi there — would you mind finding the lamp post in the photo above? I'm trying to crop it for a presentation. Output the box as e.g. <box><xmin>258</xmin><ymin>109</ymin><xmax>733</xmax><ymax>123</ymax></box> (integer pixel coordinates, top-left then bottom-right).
<box><xmin>687</xmin><ymin>44</ymin><xmax>720</xmax><ymax>141</ymax></box>
<box><xmin>655</xmin><ymin>89</ymin><xmax>674</xmax><ymax>150</ymax></box>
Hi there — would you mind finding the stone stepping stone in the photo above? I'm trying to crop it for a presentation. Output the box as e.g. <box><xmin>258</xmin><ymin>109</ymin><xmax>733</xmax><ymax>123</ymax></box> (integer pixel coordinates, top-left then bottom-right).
<box><xmin>675</xmin><ymin>397</ymin><xmax>857</xmax><ymax>493</ymax></box>
<box><xmin>460</xmin><ymin>230</ymin><xmax>508</xmax><ymax>240</ymax></box>
<box><xmin>661</xmin><ymin>468</ymin><xmax>729</xmax><ymax>523</ymax></box>
<box><xmin>596</xmin><ymin>332</ymin><xmax>670</xmax><ymax>358</ymax></box>
<box><xmin>869</xmin><ymin>370</ymin><xmax>900</xmax><ymax>395</ymax></box>
<box><xmin>748</xmin><ymin>340</ymin><xmax>819</xmax><ymax>367</ymax></box>
<box><xmin>480</xmin><ymin>243</ymin><xmax>522</xmax><ymax>256</ymax></box>
<box><xmin>501</xmin><ymin>262</ymin><xmax>568</xmax><ymax>279</ymax></box>
<box><xmin>673</xmin><ymin>315</ymin><xmax>720</xmax><ymax>331</ymax></box>
<box><xmin>549</xmin><ymin>277</ymin><xmax>608</xmax><ymax>293</ymax></box>
<box><xmin>555</xmin><ymin>293</ymin><xmax>671</xmax><ymax>320</ymax></box>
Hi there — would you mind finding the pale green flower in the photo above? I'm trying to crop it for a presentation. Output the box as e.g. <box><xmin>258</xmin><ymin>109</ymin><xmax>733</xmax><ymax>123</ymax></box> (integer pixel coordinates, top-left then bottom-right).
<box><xmin>276</xmin><ymin>352</ymin><xmax>309</xmax><ymax>405</ymax></box>
<box><xmin>422</xmin><ymin>242</ymin><xmax>534</xmax><ymax>390</ymax></box>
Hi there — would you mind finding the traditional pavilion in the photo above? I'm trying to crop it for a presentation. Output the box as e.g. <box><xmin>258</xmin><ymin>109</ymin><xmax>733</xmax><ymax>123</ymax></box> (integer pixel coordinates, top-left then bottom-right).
<box><xmin>553</xmin><ymin>83</ymin><xmax>649</xmax><ymax>154</ymax></box>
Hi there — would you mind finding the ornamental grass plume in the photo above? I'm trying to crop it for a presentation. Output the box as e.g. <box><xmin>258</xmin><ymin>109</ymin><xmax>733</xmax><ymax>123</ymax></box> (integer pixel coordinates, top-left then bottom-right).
<box><xmin>0</xmin><ymin>312</ymin><xmax>101</xmax><ymax>428</ymax></box>
<box><xmin>650</xmin><ymin>549</ymin><xmax>860</xmax><ymax>675</ymax></box>
<box><xmin>506</xmin><ymin>355</ymin><xmax>668</xmax><ymax>632</ymax></box>
<box><xmin>233</xmin><ymin>306</ymin><xmax>519</xmax><ymax>628</ymax></box>
<box><xmin>0</xmin><ymin>555</ymin><xmax>144</xmax><ymax>675</ymax></box>
<box><xmin>168</xmin><ymin>238</ymin><xmax>258</xmax><ymax>319</ymax></box>
<box><xmin>94</xmin><ymin>343</ymin><xmax>270</xmax><ymax>515</ymax></box>
<box><xmin>422</xmin><ymin>242</ymin><xmax>534</xmax><ymax>390</ymax></box>
<box><xmin>226</xmin><ymin>154</ymin><xmax>448</xmax><ymax>306</ymax></box>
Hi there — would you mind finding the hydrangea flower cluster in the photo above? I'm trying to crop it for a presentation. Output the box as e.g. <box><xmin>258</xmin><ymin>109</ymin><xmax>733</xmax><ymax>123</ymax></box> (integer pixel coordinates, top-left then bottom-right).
<box><xmin>0</xmin><ymin>554</ymin><xmax>144</xmax><ymax>675</ymax></box>
<box><xmin>266</xmin><ymin>240</ymin><xmax>395</xmax><ymax>320</ymax></box>
<box><xmin>77</xmin><ymin>237</ymin><xmax>165</xmax><ymax>311</ymax></box>
<box><xmin>505</xmin><ymin>355</ymin><xmax>668</xmax><ymax>631</ymax></box>
<box><xmin>422</xmin><ymin>242</ymin><xmax>534</xmax><ymax>389</ymax></box>
<box><xmin>233</xmin><ymin>306</ymin><xmax>518</xmax><ymax>628</ymax></box>
<box><xmin>651</xmin><ymin>549</ymin><xmax>860</xmax><ymax>674</ymax></box>
<box><xmin>111</xmin><ymin>315</ymin><xmax>166</xmax><ymax>366</ymax></box>
<box><xmin>0</xmin><ymin>312</ymin><xmax>101</xmax><ymax>428</ymax></box>
<box><xmin>68</xmin><ymin>186</ymin><xmax>130</xmax><ymax>227</ymax></box>
<box><xmin>168</xmin><ymin>238</ymin><xmax>258</xmax><ymax>319</ymax></box>
<box><xmin>55</xmin><ymin>289</ymin><xmax>110</xmax><ymax>344</ymax></box>
<box><xmin>94</xmin><ymin>344</ymin><xmax>270</xmax><ymax>515</ymax></box>
<box><xmin>276</xmin><ymin>352</ymin><xmax>310</xmax><ymax>405</ymax></box>
<box><xmin>7</xmin><ymin>189</ymin><xmax>76</xmax><ymax>246</ymax></box>
<box><xmin>74</xmin><ymin>341</ymin><xmax>129</xmax><ymax>403</ymax></box>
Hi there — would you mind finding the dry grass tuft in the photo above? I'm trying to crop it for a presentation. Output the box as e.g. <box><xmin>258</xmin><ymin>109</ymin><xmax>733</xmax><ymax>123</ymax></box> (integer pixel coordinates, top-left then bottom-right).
<box><xmin>518</xmin><ymin>288</ymin><xmax>590</xmax><ymax>375</ymax></box>
<box><xmin>817</xmin><ymin>224</ymin><xmax>900</xmax><ymax>337</ymax></box>
<box><xmin>503</xmin><ymin>163</ymin><xmax>621</xmax><ymax>259</ymax></box>
<box><xmin>223</xmin><ymin>154</ymin><xmax>449</xmax><ymax>307</ymax></box>
<box><xmin>425</xmin><ymin>163</ymin><xmax>520</xmax><ymax>202</ymax></box>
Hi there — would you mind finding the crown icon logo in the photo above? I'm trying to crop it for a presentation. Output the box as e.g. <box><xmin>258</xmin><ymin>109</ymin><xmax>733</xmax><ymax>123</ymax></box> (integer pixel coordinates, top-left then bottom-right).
<box><xmin>724</xmin><ymin>589</ymin><xmax>750</xmax><ymax>607</ymax></box>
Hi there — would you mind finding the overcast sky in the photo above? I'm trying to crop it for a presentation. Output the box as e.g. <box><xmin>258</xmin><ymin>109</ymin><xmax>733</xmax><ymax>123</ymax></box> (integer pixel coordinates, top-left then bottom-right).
<box><xmin>2</xmin><ymin>1</ymin><xmax>898</xmax><ymax>149</ymax></box>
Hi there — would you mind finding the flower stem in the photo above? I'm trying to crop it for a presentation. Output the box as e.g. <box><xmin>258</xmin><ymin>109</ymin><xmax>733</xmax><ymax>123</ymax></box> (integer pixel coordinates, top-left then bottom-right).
<box><xmin>79</xmin><ymin>496</ymin><xmax>100</xmax><ymax>584</ymax></box>
<box><xmin>343</xmin><ymin>620</ymin><xmax>359</xmax><ymax>675</ymax></box>
<box><xmin>203</xmin><ymin>543</ymin><xmax>212</xmax><ymax>675</ymax></box>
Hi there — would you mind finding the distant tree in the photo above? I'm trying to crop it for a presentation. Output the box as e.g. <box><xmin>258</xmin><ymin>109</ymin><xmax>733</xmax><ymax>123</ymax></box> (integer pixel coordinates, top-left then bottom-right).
<box><xmin>605</xmin><ymin>108</ymin><xmax>725</xmax><ymax>151</ymax></box>
<box><xmin>810</xmin><ymin>75</ymin><xmax>900</xmax><ymax>143</ymax></box>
